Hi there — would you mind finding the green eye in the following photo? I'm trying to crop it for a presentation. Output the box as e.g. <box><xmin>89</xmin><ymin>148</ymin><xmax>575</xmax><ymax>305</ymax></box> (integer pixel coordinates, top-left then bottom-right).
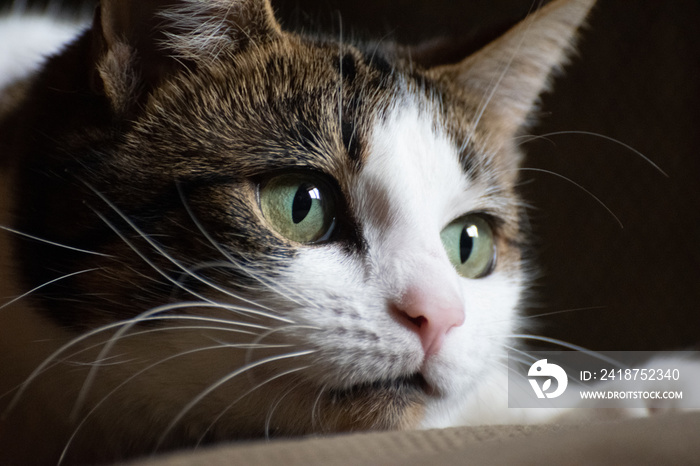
<box><xmin>259</xmin><ymin>174</ymin><xmax>336</xmax><ymax>243</ymax></box>
<box><xmin>440</xmin><ymin>214</ymin><xmax>495</xmax><ymax>279</ymax></box>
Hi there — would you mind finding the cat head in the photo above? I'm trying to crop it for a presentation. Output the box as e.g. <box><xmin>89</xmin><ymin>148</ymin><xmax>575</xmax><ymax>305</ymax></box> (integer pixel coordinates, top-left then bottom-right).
<box><xmin>3</xmin><ymin>0</ymin><xmax>594</xmax><ymax>459</ymax></box>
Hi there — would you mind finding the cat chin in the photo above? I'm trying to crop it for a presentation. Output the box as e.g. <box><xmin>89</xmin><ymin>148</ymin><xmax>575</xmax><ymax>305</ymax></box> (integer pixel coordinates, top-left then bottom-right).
<box><xmin>315</xmin><ymin>374</ymin><xmax>429</xmax><ymax>431</ymax></box>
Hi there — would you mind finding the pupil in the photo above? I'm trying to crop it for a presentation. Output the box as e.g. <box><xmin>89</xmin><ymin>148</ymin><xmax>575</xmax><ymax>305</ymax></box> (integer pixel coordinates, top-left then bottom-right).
<box><xmin>459</xmin><ymin>227</ymin><xmax>474</xmax><ymax>263</ymax></box>
<box><xmin>292</xmin><ymin>183</ymin><xmax>314</xmax><ymax>224</ymax></box>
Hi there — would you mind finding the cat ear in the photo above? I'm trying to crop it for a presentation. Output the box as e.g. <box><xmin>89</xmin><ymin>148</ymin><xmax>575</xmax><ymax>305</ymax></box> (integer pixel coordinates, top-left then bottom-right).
<box><xmin>92</xmin><ymin>0</ymin><xmax>282</xmax><ymax>113</ymax></box>
<box><xmin>429</xmin><ymin>0</ymin><xmax>596</xmax><ymax>144</ymax></box>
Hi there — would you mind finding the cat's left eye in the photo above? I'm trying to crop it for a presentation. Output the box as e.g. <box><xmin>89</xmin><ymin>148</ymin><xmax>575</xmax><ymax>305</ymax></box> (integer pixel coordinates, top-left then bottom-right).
<box><xmin>259</xmin><ymin>174</ymin><xmax>336</xmax><ymax>244</ymax></box>
<box><xmin>440</xmin><ymin>214</ymin><xmax>495</xmax><ymax>279</ymax></box>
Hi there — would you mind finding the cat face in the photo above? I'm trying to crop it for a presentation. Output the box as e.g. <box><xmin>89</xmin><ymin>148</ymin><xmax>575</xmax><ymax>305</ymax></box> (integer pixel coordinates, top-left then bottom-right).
<box><xmin>0</xmin><ymin>0</ymin><xmax>595</xmax><ymax>461</ymax></box>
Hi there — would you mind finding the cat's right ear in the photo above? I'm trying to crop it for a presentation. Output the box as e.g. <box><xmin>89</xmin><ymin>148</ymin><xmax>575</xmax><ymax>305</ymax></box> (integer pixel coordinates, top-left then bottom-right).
<box><xmin>91</xmin><ymin>0</ymin><xmax>282</xmax><ymax>114</ymax></box>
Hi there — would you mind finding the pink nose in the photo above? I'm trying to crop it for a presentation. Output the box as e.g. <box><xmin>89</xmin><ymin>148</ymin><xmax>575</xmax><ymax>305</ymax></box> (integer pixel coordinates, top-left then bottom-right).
<box><xmin>393</xmin><ymin>285</ymin><xmax>465</xmax><ymax>358</ymax></box>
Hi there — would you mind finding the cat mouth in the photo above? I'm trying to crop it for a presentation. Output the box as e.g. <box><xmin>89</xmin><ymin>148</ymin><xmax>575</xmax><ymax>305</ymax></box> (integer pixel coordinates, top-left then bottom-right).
<box><xmin>330</xmin><ymin>373</ymin><xmax>431</xmax><ymax>401</ymax></box>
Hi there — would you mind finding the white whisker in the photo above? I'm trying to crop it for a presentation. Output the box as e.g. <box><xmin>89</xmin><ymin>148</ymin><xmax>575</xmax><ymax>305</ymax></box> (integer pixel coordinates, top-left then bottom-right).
<box><xmin>82</xmin><ymin>181</ymin><xmax>274</xmax><ymax>312</ymax></box>
<box><xmin>503</xmin><ymin>344</ymin><xmax>596</xmax><ymax>389</ymax></box>
<box><xmin>264</xmin><ymin>376</ymin><xmax>306</xmax><ymax>439</ymax></box>
<box><xmin>59</xmin><ymin>340</ymin><xmax>279</xmax><ymax>465</ymax></box>
<box><xmin>156</xmin><ymin>349</ymin><xmax>316</xmax><ymax>451</ymax></box>
<box><xmin>71</xmin><ymin>299</ymin><xmax>282</xmax><ymax>419</ymax></box>
<box><xmin>523</xmin><ymin>305</ymin><xmax>606</xmax><ymax>320</ymax></box>
<box><xmin>198</xmin><ymin>365</ymin><xmax>309</xmax><ymax>447</ymax></box>
<box><xmin>52</xmin><ymin>321</ymin><xmax>275</xmax><ymax>371</ymax></box>
<box><xmin>518</xmin><ymin>167</ymin><xmax>624</xmax><ymax>229</ymax></box>
<box><xmin>337</xmin><ymin>11</ymin><xmax>344</xmax><ymax>136</ymax></box>
<box><xmin>507</xmin><ymin>333</ymin><xmax>626</xmax><ymax>368</ymax></box>
<box><xmin>0</xmin><ymin>268</ymin><xmax>98</xmax><ymax>312</ymax></box>
<box><xmin>310</xmin><ymin>383</ymin><xmax>328</xmax><ymax>432</ymax></box>
<box><xmin>87</xmin><ymin>194</ymin><xmax>295</xmax><ymax>326</ymax></box>
<box><xmin>4</xmin><ymin>301</ymin><xmax>264</xmax><ymax>419</ymax></box>
<box><xmin>245</xmin><ymin>324</ymin><xmax>320</xmax><ymax>369</ymax></box>
<box><xmin>0</xmin><ymin>225</ymin><xmax>112</xmax><ymax>256</ymax></box>
<box><xmin>518</xmin><ymin>130</ymin><xmax>668</xmax><ymax>177</ymax></box>
<box><xmin>88</xmin><ymin>203</ymin><xmax>272</xmax><ymax>314</ymax></box>
<box><xmin>175</xmin><ymin>183</ymin><xmax>312</xmax><ymax>309</ymax></box>
<box><xmin>503</xmin><ymin>344</ymin><xmax>538</xmax><ymax>365</ymax></box>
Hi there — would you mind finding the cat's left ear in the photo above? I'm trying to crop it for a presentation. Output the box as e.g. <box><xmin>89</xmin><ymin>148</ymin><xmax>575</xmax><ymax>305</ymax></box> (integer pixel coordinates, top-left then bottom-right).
<box><xmin>428</xmin><ymin>0</ymin><xmax>596</xmax><ymax>144</ymax></box>
<box><xmin>93</xmin><ymin>0</ymin><xmax>282</xmax><ymax>113</ymax></box>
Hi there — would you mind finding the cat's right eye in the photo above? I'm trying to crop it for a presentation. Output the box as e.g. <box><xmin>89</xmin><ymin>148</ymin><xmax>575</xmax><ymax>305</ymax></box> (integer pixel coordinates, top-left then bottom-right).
<box><xmin>259</xmin><ymin>174</ymin><xmax>336</xmax><ymax>244</ymax></box>
<box><xmin>440</xmin><ymin>214</ymin><xmax>495</xmax><ymax>279</ymax></box>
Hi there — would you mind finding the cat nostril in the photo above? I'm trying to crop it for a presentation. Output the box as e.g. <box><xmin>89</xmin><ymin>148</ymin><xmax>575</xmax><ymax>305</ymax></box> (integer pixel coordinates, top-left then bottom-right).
<box><xmin>405</xmin><ymin>314</ymin><xmax>427</xmax><ymax>329</ymax></box>
<box><xmin>393</xmin><ymin>288</ymin><xmax>465</xmax><ymax>359</ymax></box>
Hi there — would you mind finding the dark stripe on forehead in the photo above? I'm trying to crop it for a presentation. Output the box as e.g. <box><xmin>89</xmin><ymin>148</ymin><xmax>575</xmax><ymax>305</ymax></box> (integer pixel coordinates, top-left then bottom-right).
<box><xmin>334</xmin><ymin>52</ymin><xmax>362</xmax><ymax>166</ymax></box>
<box><xmin>341</xmin><ymin>117</ymin><xmax>361</xmax><ymax>164</ymax></box>
<box><xmin>332</xmin><ymin>45</ymin><xmax>400</xmax><ymax>168</ymax></box>
<box><xmin>339</xmin><ymin>52</ymin><xmax>357</xmax><ymax>82</ymax></box>
<box><xmin>340</xmin><ymin>88</ymin><xmax>365</xmax><ymax>166</ymax></box>
<box><xmin>458</xmin><ymin>141</ymin><xmax>480</xmax><ymax>179</ymax></box>
<box><xmin>293</xmin><ymin>120</ymin><xmax>318</xmax><ymax>154</ymax></box>
<box><xmin>358</xmin><ymin>45</ymin><xmax>394</xmax><ymax>78</ymax></box>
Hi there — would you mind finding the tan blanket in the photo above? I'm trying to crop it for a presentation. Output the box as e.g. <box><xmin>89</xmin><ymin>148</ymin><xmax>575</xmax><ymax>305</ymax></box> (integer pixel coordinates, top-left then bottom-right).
<box><xmin>124</xmin><ymin>412</ymin><xmax>700</xmax><ymax>465</ymax></box>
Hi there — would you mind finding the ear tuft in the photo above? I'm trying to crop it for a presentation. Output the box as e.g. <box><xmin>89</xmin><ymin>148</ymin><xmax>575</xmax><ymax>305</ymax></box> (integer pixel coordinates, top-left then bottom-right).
<box><xmin>431</xmin><ymin>0</ymin><xmax>596</xmax><ymax>142</ymax></box>
<box><xmin>158</xmin><ymin>0</ymin><xmax>282</xmax><ymax>62</ymax></box>
<box><xmin>92</xmin><ymin>0</ymin><xmax>282</xmax><ymax>113</ymax></box>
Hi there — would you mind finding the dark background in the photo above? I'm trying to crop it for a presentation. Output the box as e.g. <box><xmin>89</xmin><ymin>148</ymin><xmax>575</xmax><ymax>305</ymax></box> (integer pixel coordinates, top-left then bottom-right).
<box><xmin>3</xmin><ymin>0</ymin><xmax>699</xmax><ymax>351</ymax></box>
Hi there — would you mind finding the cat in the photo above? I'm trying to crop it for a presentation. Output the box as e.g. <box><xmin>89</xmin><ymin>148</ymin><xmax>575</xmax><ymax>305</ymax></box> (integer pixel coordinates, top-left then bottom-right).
<box><xmin>2</xmin><ymin>0</ymin><xmax>677</xmax><ymax>464</ymax></box>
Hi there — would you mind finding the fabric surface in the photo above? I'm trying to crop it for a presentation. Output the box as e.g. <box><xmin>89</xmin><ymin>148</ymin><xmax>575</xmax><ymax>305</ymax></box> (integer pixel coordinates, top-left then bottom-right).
<box><xmin>124</xmin><ymin>412</ymin><xmax>700</xmax><ymax>465</ymax></box>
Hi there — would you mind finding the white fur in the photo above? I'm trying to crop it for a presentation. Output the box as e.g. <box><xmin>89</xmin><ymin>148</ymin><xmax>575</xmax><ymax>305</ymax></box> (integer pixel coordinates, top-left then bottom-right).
<box><xmin>0</xmin><ymin>13</ymin><xmax>84</xmax><ymax>90</ymax></box>
<box><xmin>284</xmin><ymin>94</ymin><xmax>523</xmax><ymax>426</ymax></box>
